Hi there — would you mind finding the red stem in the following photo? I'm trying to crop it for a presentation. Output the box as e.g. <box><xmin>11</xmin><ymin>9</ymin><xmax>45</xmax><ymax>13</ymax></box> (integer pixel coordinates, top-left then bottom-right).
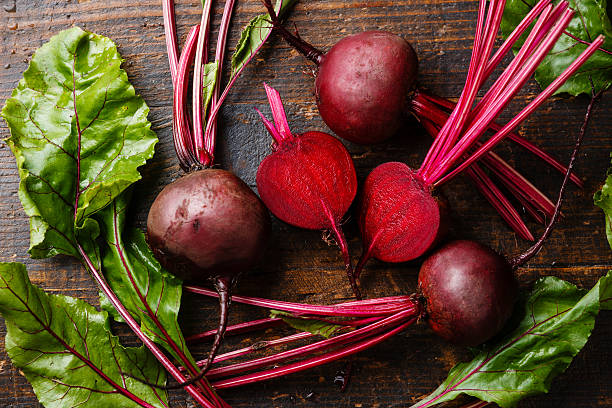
<box><xmin>203</xmin><ymin>0</ymin><xmax>237</xmax><ymax>164</ymax></box>
<box><xmin>510</xmin><ymin>88</ymin><xmax>603</xmax><ymax>268</ymax></box>
<box><xmin>435</xmin><ymin>34</ymin><xmax>603</xmax><ymax>187</ymax></box>
<box><xmin>174</xmin><ymin>25</ymin><xmax>200</xmax><ymax>172</ymax></box>
<box><xmin>263</xmin><ymin>82</ymin><xmax>293</xmax><ymax>140</ymax></box>
<box><xmin>184</xmin><ymin>285</ymin><xmax>416</xmax><ymax>317</ymax></box>
<box><xmin>208</xmin><ymin>332</ymin><xmax>315</xmax><ymax>365</ymax></box>
<box><xmin>211</xmin><ymin>318</ymin><xmax>416</xmax><ymax>389</ymax></box>
<box><xmin>203</xmin><ymin>0</ymin><xmax>297</xmax><ymax>139</ymax></box>
<box><xmin>420</xmin><ymin>118</ymin><xmax>535</xmax><ymax>240</ymax></box>
<box><xmin>205</xmin><ymin>310</ymin><xmax>415</xmax><ymax>380</ymax></box>
<box><xmin>416</xmin><ymin>90</ymin><xmax>583</xmax><ymax>187</ymax></box>
<box><xmin>429</xmin><ymin>8</ymin><xmax>575</xmax><ymax>184</ymax></box>
<box><xmin>77</xmin><ymin>245</ymin><xmax>218</xmax><ymax>408</ymax></box>
<box><xmin>109</xmin><ymin>200</ymin><xmax>217</xmax><ymax>398</ymax></box>
<box><xmin>192</xmin><ymin>0</ymin><xmax>214</xmax><ymax>167</ymax></box>
<box><xmin>162</xmin><ymin>0</ymin><xmax>179</xmax><ymax>80</ymax></box>
<box><xmin>187</xmin><ymin>318</ymin><xmax>284</xmax><ymax>344</ymax></box>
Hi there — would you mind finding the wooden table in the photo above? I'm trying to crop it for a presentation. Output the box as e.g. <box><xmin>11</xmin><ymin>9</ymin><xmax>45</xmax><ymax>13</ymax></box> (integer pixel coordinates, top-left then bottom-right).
<box><xmin>1</xmin><ymin>0</ymin><xmax>611</xmax><ymax>406</ymax></box>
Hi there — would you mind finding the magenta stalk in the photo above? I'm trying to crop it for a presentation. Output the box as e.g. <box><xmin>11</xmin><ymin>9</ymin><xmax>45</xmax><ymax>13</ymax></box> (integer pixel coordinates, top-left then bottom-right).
<box><xmin>184</xmin><ymin>285</ymin><xmax>416</xmax><ymax>317</ymax></box>
<box><xmin>77</xmin><ymin>245</ymin><xmax>218</xmax><ymax>408</ymax></box>
<box><xmin>192</xmin><ymin>0</ymin><xmax>214</xmax><ymax>166</ymax></box>
<box><xmin>212</xmin><ymin>318</ymin><xmax>417</xmax><ymax>389</ymax></box>
<box><xmin>205</xmin><ymin>310</ymin><xmax>416</xmax><ymax>380</ymax></box>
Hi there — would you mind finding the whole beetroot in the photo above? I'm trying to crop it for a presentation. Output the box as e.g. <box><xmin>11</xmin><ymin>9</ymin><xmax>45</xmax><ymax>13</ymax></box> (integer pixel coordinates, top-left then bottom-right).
<box><xmin>315</xmin><ymin>31</ymin><xmax>418</xmax><ymax>144</ymax></box>
<box><xmin>148</xmin><ymin>168</ymin><xmax>270</xmax><ymax>375</ymax></box>
<box><xmin>418</xmin><ymin>240</ymin><xmax>518</xmax><ymax>346</ymax></box>
<box><xmin>147</xmin><ymin>169</ymin><xmax>270</xmax><ymax>281</ymax></box>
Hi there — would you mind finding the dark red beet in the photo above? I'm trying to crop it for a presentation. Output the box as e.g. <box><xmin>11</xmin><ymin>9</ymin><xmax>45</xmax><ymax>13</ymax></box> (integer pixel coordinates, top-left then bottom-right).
<box><xmin>256</xmin><ymin>84</ymin><xmax>360</xmax><ymax>298</ymax></box>
<box><xmin>147</xmin><ymin>169</ymin><xmax>270</xmax><ymax>281</ymax></box>
<box><xmin>315</xmin><ymin>31</ymin><xmax>418</xmax><ymax>144</ymax></box>
<box><xmin>147</xmin><ymin>168</ymin><xmax>270</xmax><ymax>376</ymax></box>
<box><xmin>357</xmin><ymin>162</ymin><xmax>447</xmax><ymax>266</ymax></box>
<box><xmin>257</xmin><ymin>131</ymin><xmax>356</xmax><ymax>230</ymax></box>
<box><xmin>418</xmin><ymin>240</ymin><xmax>518</xmax><ymax>346</ymax></box>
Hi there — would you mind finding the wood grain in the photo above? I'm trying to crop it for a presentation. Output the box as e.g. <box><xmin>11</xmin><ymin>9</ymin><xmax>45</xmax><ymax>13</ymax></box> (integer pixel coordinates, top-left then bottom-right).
<box><xmin>1</xmin><ymin>0</ymin><xmax>611</xmax><ymax>407</ymax></box>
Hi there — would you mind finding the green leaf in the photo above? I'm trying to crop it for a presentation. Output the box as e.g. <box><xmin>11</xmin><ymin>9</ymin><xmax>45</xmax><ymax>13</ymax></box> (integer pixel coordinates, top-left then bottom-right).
<box><xmin>230</xmin><ymin>0</ymin><xmax>299</xmax><ymax>78</ymax></box>
<box><xmin>594</xmin><ymin>152</ymin><xmax>612</xmax><ymax>250</ymax></box>
<box><xmin>594</xmin><ymin>153</ymin><xmax>612</xmax><ymax>310</ymax></box>
<box><xmin>96</xmin><ymin>191</ymin><xmax>196</xmax><ymax>366</ymax></box>
<box><xmin>0</xmin><ymin>262</ymin><xmax>168</xmax><ymax>408</ymax></box>
<box><xmin>202</xmin><ymin>61</ymin><xmax>219</xmax><ymax>116</ymax></box>
<box><xmin>501</xmin><ymin>0</ymin><xmax>612</xmax><ymax>96</ymax></box>
<box><xmin>1</xmin><ymin>26</ymin><xmax>157</xmax><ymax>259</ymax></box>
<box><xmin>270</xmin><ymin>310</ymin><xmax>342</xmax><ymax>338</ymax></box>
<box><xmin>412</xmin><ymin>272</ymin><xmax>612</xmax><ymax>408</ymax></box>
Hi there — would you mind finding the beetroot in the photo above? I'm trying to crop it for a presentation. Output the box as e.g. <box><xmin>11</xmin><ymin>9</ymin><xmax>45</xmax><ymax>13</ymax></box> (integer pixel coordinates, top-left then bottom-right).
<box><xmin>255</xmin><ymin>83</ymin><xmax>360</xmax><ymax>298</ymax></box>
<box><xmin>358</xmin><ymin>162</ymin><xmax>447</xmax><ymax>264</ymax></box>
<box><xmin>315</xmin><ymin>31</ymin><xmax>418</xmax><ymax>144</ymax></box>
<box><xmin>262</xmin><ymin>0</ymin><xmax>585</xmax><ymax>247</ymax></box>
<box><xmin>418</xmin><ymin>240</ymin><xmax>517</xmax><ymax>346</ymax></box>
<box><xmin>147</xmin><ymin>169</ymin><xmax>270</xmax><ymax>282</ymax></box>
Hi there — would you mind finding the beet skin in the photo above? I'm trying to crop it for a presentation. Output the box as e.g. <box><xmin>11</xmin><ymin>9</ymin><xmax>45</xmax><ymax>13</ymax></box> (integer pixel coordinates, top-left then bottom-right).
<box><xmin>418</xmin><ymin>240</ymin><xmax>518</xmax><ymax>346</ymax></box>
<box><xmin>147</xmin><ymin>169</ymin><xmax>270</xmax><ymax>282</ymax></box>
<box><xmin>315</xmin><ymin>31</ymin><xmax>418</xmax><ymax>145</ymax></box>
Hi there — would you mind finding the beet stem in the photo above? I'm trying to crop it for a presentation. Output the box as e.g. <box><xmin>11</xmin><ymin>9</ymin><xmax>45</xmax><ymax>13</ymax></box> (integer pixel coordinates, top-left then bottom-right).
<box><xmin>413</xmin><ymin>92</ymin><xmax>576</xmax><ymax>223</ymax></box>
<box><xmin>187</xmin><ymin>317</ymin><xmax>285</xmax><ymax>344</ymax></box>
<box><xmin>76</xmin><ymin>244</ymin><xmax>219</xmax><ymax>408</ymax></box>
<box><xmin>157</xmin><ymin>277</ymin><xmax>234</xmax><ymax>391</ymax></box>
<box><xmin>484</xmin><ymin>0</ymin><xmax>552</xmax><ymax>79</ymax></box>
<box><xmin>184</xmin><ymin>285</ymin><xmax>416</xmax><ymax>316</ymax></box>
<box><xmin>261</xmin><ymin>0</ymin><xmax>324</xmax><ymax>65</ymax></box>
<box><xmin>192</xmin><ymin>0</ymin><xmax>214</xmax><ymax>166</ymax></box>
<box><xmin>510</xmin><ymin>88</ymin><xmax>603</xmax><ymax>268</ymax></box>
<box><xmin>207</xmin><ymin>332</ymin><xmax>315</xmax><ymax>365</ymax></box>
<box><xmin>203</xmin><ymin>2</ymin><xmax>289</xmax><ymax>140</ymax></box>
<box><xmin>263</xmin><ymin>82</ymin><xmax>293</xmax><ymax>140</ymax></box>
<box><xmin>428</xmin><ymin>8</ymin><xmax>575</xmax><ymax>184</ymax></box>
<box><xmin>419</xmin><ymin>115</ymin><xmax>534</xmax><ymax>240</ymax></box>
<box><xmin>211</xmin><ymin>317</ymin><xmax>416</xmax><ymax>389</ymax></box>
<box><xmin>174</xmin><ymin>25</ymin><xmax>201</xmax><ymax>172</ymax></box>
<box><xmin>203</xmin><ymin>314</ymin><xmax>399</xmax><ymax>380</ymax></box>
<box><xmin>434</xmin><ymin>33</ymin><xmax>603</xmax><ymax>186</ymax></box>
<box><xmin>329</xmin><ymin>219</ymin><xmax>361</xmax><ymax>300</ymax></box>
<box><xmin>420</xmin><ymin>0</ymin><xmax>561</xmax><ymax>182</ymax></box>
<box><xmin>482</xmin><ymin>152</ymin><xmax>555</xmax><ymax>217</ymax></box>
<box><xmin>255</xmin><ymin>107</ymin><xmax>284</xmax><ymax>143</ymax></box>
<box><xmin>414</xmin><ymin>90</ymin><xmax>583</xmax><ymax>187</ymax></box>
<box><xmin>353</xmin><ymin>249</ymin><xmax>371</xmax><ymax>282</ymax></box>
<box><xmin>162</xmin><ymin>0</ymin><xmax>179</xmax><ymax>80</ymax></box>
<box><xmin>186</xmin><ymin>317</ymin><xmax>384</xmax><ymax>369</ymax></box>
<box><xmin>203</xmin><ymin>0</ymin><xmax>236</xmax><ymax>163</ymax></box>
<box><xmin>421</xmin><ymin>0</ymin><xmax>503</xmax><ymax>175</ymax></box>
<box><xmin>467</xmin><ymin>163</ymin><xmax>536</xmax><ymax>241</ymax></box>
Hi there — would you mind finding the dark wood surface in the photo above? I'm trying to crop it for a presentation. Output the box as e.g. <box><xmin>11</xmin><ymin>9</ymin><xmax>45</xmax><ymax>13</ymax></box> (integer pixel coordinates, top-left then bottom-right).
<box><xmin>1</xmin><ymin>0</ymin><xmax>611</xmax><ymax>406</ymax></box>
